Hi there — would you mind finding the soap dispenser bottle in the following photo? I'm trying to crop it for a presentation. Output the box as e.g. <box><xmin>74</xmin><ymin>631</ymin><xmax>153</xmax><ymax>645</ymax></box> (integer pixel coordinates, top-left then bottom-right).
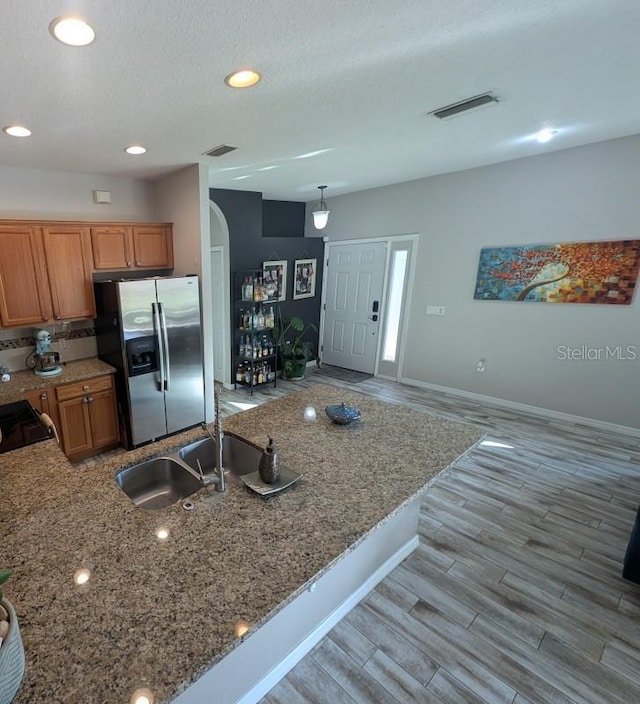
<box><xmin>259</xmin><ymin>435</ymin><xmax>280</xmax><ymax>484</ymax></box>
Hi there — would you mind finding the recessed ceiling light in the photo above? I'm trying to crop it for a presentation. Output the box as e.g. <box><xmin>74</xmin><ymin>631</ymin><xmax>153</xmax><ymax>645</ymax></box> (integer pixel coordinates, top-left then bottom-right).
<box><xmin>224</xmin><ymin>69</ymin><xmax>261</xmax><ymax>89</ymax></box>
<box><xmin>125</xmin><ymin>145</ymin><xmax>146</xmax><ymax>155</ymax></box>
<box><xmin>49</xmin><ymin>17</ymin><xmax>96</xmax><ymax>46</ymax></box>
<box><xmin>3</xmin><ymin>125</ymin><xmax>32</xmax><ymax>137</ymax></box>
<box><xmin>536</xmin><ymin>128</ymin><xmax>558</xmax><ymax>144</ymax></box>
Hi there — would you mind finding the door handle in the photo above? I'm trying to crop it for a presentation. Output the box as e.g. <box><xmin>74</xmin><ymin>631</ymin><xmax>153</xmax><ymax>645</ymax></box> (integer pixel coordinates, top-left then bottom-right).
<box><xmin>152</xmin><ymin>302</ymin><xmax>165</xmax><ymax>392</ymax></box>
<box><xmin>369</xmin><ymin>314</ymin><xmax>379</xmax><ymax>322</ymax></box>
<box><xmin>372</xmin><ymin>300</ymin><xmax>379</xmax><ymax>313</ymax></box>
<box><xmin>159</xmin><ymin>302</ymin><xmax>170</xmax><ymax>391</ymax></box>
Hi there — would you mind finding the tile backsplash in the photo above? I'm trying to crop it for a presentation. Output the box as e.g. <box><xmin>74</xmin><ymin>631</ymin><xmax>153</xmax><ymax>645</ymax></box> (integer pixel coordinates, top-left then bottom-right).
<box><xmin>0</xmin><ymin>321</ymin><xmax>98</xmax><ymax>371</ymax></box>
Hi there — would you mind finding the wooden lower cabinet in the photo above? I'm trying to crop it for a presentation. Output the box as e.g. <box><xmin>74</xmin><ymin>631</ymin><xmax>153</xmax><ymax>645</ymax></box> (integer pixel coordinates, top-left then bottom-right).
<box><xmin>54</xmin><ymin>374</ymin><xmax>119</xmax><ymax>460</ymax></box>
<box><xmin>57</xmin><ymin>396</ymin><xmax>93</xmax><ymax>457</ymax></box>
<box><xmin>24</xmin><ymin>388</ymin><xmax>60</xmax><ymax>434</ymax></box>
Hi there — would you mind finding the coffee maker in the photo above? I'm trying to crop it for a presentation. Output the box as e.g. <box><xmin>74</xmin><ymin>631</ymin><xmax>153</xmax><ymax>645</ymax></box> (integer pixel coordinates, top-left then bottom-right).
<box><xmin>27</xmin><ymin>329</ymin><xmax>62</xmax><ymax>377</ymax></box>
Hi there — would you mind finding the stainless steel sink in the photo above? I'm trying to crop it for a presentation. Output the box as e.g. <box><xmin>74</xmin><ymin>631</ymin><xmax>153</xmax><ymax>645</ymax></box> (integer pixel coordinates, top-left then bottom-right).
<box><xmin>115</xmin><ymin>457</ymin><xmax>202</xmax><ymax>510</ymax></box>
<box><xmin>178</xmin><ymin>434</ymin><xmax>262</xmax><ymax>477</ymax></box>
<box><xmin>115</xmin><ymin>433</ymin><xmax>262</xmax><ymax>510</ymax></box>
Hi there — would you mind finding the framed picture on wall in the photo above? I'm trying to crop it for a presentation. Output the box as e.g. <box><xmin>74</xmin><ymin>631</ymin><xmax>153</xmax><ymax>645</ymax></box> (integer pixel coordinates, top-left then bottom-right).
<box><xmin>263</xmin><ymin>260</ymin><xmax>287</xmax><ymax>301</ymax></box>
<box><xmin>293</xmin><ymin>258</ymin><xmax>317</xmax><ymax>300</ymax></box>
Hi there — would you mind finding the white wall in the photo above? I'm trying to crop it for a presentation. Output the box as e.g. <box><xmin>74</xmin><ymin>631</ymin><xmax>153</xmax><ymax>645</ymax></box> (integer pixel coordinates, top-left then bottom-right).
<box><xmin>308</xmin><ymin>135</ymin><xmax>640</xmax><ymax>430</ymax></box>
<box><xmin>153</xmin><ymin>164</ymin><xmax>215</xmax><ymax>422</ymax></box>
<box><xmin>0</xmin><ymin>164</ymin><xmax>156</xmax><ymax>220</ymax></box>
<box><xmin>154</xmin><ymin>165</ymin><xmax>204</xmax><ymax>276</ymax></box>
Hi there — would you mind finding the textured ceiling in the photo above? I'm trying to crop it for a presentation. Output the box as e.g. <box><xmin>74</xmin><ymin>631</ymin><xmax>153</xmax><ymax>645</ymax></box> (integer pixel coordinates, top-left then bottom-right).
<box><xmin>2</xmin><ymin>0</ymin><xmax>640</xmax><ymax>201</ymax></box>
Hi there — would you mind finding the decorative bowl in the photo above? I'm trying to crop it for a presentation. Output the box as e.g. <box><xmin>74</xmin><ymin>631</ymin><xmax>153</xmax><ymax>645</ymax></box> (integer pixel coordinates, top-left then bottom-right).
<box><xmin>325</xmin><ymin>402</ymin><xmax>361</xmax><ymax>425</ymax></box>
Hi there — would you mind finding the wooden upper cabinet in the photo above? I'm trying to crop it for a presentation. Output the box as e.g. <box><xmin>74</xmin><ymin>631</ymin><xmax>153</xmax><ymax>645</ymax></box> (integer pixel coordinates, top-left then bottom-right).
<box><xmin>0</xmin><ymin>224</ymin><xmax>52</xmax><ymax>326</ymax></box>
<box><xmin>41</xmin><ymin>225</ymin><xmax>96</xmax><ymax>320</ymax></box>
<box><xmin>91</xmin><ymin>226</ymin><xmax>133</xmax><ymax>270</ymax></box>
<box><xmin>0</xmin><ymin>219</ymin><xmax>173</xmax><ymax>327</ymax></box>
<box><xmin>90</xmin><ymin>223</ymin><xmax>173</xmax><ymax>271</ymax></box>
<box><xmin>132</xmin><ymin>225</ymin><xmax>173</xmax><ymax>269</ymax></box>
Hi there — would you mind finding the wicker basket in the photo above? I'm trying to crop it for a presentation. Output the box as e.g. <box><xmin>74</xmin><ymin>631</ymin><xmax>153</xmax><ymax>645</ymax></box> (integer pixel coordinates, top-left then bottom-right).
<box><xmin>0</xmin><ymin>599</ymin><xmax>25</xmax><ymax>704</ymax></box>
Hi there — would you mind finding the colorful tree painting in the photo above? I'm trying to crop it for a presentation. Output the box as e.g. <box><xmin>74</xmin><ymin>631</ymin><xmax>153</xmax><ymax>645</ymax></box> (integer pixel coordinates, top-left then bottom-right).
<box><xmin>474</xmin><ymin>240</ymin><xmax>640</xmax><ymax>304</ymax></box>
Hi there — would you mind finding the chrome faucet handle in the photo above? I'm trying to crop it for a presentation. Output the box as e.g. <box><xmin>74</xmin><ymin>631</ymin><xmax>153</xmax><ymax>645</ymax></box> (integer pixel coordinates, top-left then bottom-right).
<box><xmin>196</xmin><ymin>457</ymin><xmax>221</xmax><ymax>488</ymax></box>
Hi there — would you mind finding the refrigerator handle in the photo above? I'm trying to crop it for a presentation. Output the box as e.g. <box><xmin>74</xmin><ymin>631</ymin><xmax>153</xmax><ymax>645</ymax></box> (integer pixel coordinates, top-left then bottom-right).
<box><xmin>152</xmin><ymin>302</ymin><xmax>166</xmax><ymax>392</ymax></box>
<box><xmin>159</xmin><ymin>302</ymin><xmax>171</xmax><ymax>391</ymax></box>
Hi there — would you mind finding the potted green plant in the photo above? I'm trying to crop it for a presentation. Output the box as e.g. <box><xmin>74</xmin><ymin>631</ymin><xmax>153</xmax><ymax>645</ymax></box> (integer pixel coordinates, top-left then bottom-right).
<box><xmin>0</xmin><ymin>569</ymin><xmax>25</xmax><ymax>704</ymax></box>
<box><xmin>276</xmin><ymin>316</ymin><xmax>318</xmax><ymax>380</ymax></box>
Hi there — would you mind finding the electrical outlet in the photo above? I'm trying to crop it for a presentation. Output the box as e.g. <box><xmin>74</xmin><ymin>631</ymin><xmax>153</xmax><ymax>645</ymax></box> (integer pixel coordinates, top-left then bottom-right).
<box><xmin>476</xmin><ymin>358</ymin><xmax>486</xmax><ymax>372</ymax></box>
<box><xmin>426</xmin><ymin>305</ymin><xmax>445</xmax><ymax>316</ymax></box>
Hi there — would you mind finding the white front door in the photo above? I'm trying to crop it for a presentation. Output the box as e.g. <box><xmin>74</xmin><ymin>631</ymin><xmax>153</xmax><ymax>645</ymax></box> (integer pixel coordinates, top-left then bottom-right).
<box><xmin>322</xmin><ymin>242</ymin><xmax>386</xmax><ymax>373</ymax></box>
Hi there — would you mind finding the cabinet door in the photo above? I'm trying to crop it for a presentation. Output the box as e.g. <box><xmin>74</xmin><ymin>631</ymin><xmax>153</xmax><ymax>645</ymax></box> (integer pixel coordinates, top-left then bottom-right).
<box><xmin>58</xmin><ymin>396</ymin><xmax>93</xmax><ymax>456</ymax></box>
<box><xmin>24</xmin><ymin>388</ymin><xmax>60</xmax><ymax>433</ymax></box>
<box><xmin>132</xmin><ymin>226</ymin><xmax>173</xmax><ymax>268</ymax></box>
<box><xmin>41</xmin><ymin>225</ymin><xmax>96</xmax><ymax>320</ymax></box>
<box><xmin>87</xmin><ymin>388</ymin><xmax>119</xmax><ymax>450</ymax></box>
<box><xmin>0</xmin><ymin>224</ymin><xmax>52</xmax><ymax>326</ymax></box>
<box><xmin>91</xmin><ymin>227</ymin><xmax>133</xmax><ymax>270</ymax></box>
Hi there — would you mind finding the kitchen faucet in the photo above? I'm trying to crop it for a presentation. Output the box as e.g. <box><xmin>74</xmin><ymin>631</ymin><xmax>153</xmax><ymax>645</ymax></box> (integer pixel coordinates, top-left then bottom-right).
<box><xmin>197</xmin><ymin>387</ymin><xmax>226</xmax><ymax>492</ymax></box>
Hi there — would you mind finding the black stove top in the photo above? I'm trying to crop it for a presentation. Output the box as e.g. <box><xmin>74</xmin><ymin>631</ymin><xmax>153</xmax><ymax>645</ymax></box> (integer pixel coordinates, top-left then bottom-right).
<box><xmin>0</xmin><ymin>400</ymin><xmax>50</xmax><ymax>454</ymax></box>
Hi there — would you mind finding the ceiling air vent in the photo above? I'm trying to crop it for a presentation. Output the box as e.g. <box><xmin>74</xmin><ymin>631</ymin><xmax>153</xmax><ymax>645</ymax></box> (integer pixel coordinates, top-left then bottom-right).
<box><xmin>203</xmin><ymin>144</ymin><xmax>238</xmax><ymax>157</ymax></box>
<box><xmin>429</xmin><ymin>92</ymin><xmax>499</xmax><ymax>120</ymax></box>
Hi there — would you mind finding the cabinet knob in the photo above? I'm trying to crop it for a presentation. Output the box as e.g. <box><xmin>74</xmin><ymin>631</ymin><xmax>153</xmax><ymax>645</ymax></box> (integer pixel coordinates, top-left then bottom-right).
<box><xmin>56</xmin><ymin>313</ymin><xmax>61</xmax><ymax>320</ymax></box>
<box><xmin>136</xmin><ymin>261</ymin><xmax>141</xmax><ymax>266</ymax></box>
<box><xmin>82</xmin><ymin>397</ymin><xmax>89</xmax><ymax>404</ymax></box>
<box><xmin>126</xmin><ymin>261</ymin><xmax>131</xmax><ymax>267</ymax></box>
<box><xmin>83</xmin><ymin>385</ymin><xmax>89</xmax><ymax>391</ymax></box>
<box><xmin>88</xmin><ymin>396</ymin><xmax>94</xmax><ymax>403</ymax></box>
<box><xmin>40</xmin><ymin>393</ymin><xmax>47</xmax><ymax>400</ymax></box>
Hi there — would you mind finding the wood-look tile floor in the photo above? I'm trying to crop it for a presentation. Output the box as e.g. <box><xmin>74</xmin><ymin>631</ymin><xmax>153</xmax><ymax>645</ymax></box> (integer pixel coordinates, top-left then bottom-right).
<box><xmin>240</xmin><ymin>372</ymin><xmax>640</xmax><ymax>704</ymax></box>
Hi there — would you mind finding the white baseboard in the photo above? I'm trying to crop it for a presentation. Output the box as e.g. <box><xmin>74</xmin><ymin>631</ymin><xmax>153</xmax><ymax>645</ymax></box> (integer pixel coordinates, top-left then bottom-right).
<box><xmin>400</xmin><ymin>377</ymin><xmax>640</xmax><ymax>439</ymax></box>
<box><xmin>237</xmin><ymin>535</ymin><xmax>419</xmax><ymax>704</ymax></box>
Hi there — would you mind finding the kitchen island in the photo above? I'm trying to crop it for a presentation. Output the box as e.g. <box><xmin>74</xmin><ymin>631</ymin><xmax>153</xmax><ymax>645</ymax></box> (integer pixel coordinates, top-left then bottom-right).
<box><xmin>1</xmin><ymin>384</ymin><xmax>482</xmax><ymax>704</ymax></box>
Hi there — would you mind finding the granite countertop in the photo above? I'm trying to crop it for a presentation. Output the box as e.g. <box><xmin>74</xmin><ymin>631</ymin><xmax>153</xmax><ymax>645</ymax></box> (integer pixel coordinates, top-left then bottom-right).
<box><xmin>0</xmin><ymin>384</ymin><xmax>482</xmax><ymax>704</ymax></box>
<box><xmin>0</xmin><ymin>358</ymin><xmax>115</xmax><ymax>404</ymax></box>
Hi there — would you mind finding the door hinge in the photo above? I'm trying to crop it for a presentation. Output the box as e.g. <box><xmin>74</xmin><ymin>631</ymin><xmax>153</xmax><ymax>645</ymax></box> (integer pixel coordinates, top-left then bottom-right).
<box><xmin>321</xmin><ymin>344</ymin><xmax>324</xmax><ymax>352</ymax></box>
<box><xmin>323</xmin><ymin>303</ymin><xmax>326</xmax><ymax>310</ymax></box>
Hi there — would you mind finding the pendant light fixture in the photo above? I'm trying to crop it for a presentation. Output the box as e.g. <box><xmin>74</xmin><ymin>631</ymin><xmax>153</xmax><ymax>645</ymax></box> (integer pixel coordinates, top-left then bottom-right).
<box><xmin>311</xmin><ymin>185</ymin><xmax>330</xmax><ymax>230</ymax></box>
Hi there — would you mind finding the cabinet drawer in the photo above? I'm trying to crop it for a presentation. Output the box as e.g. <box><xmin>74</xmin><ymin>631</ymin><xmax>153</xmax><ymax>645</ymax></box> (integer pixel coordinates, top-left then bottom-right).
<box><xmin>56</xmin><ymin>374</ymin><xmax>113</xmax><ymax>401</ymax></box>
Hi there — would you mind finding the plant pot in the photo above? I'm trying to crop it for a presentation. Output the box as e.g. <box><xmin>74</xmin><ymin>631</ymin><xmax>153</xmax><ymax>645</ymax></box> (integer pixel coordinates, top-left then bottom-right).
<box><xmin>0</xmin><ymin>599</ymin><xmax>25</xmax><ymax>704</ymax></box>
<box><xmin>281</xmin><ymin>357</ymin><xmax>307</xmax><ymax>380</ymax></box>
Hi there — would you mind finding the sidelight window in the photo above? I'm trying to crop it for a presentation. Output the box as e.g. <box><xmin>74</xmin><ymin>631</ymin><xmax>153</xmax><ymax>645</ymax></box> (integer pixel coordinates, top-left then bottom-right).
<box><xmin>381</xmin><ymin>249</ymin><xmax>408</xmax><ymax>363</ymax></box>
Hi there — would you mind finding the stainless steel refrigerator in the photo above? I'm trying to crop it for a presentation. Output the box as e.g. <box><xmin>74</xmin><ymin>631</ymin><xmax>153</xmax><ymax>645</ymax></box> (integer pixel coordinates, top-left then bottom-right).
<box><xmin>94</xmin><ymin>276</ymin><xmax>204</xmax><ymax>448</ymax></box>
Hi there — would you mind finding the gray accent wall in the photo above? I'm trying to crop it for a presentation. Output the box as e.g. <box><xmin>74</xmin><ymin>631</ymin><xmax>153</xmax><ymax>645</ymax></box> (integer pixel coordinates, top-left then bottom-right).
<box><xmin>306</xmin><ymin>135</ymin><xmax>640</xmax><ymax>429</ymax></box>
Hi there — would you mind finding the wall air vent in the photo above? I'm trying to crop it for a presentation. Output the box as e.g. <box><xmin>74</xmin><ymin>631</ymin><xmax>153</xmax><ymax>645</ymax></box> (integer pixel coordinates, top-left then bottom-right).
<box><xmin>203</xmin><ymin>144</ymin><xmax>238</xmax><ymax>157</ymax></box>
<box><xmin>429</xmin><ymin>92</ymin><xmax>499</xmax><ymax>120</ymax></box>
